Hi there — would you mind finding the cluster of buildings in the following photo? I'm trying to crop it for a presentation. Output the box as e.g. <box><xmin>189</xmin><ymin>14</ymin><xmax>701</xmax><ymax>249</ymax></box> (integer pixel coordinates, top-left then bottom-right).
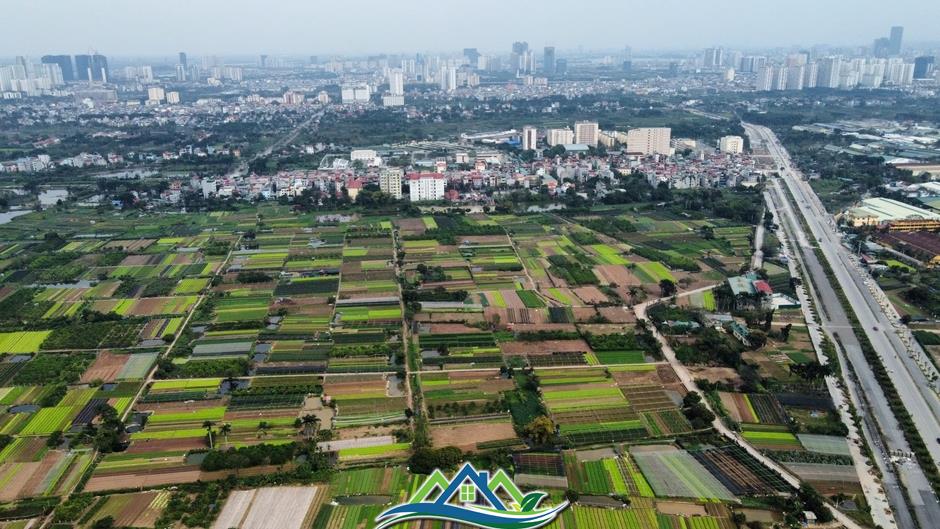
<box><xmin>629</xmin><ymin>149</ymin><xmax>760</xmax><ymax>189</ymax></box>
<box><xmin>525</xmin><ymin>122</ymin><xmax>675</xmax><ymax>155</ymax></box>
<box><xmin>0</xmin><ymin>152</ymin><xmax>114</xmax><ymax>173</ymax></box>
<box><xmin>844</xmin><ymin>197</ymin><xmax>940</xmax><ymax>231</ymax></box>
<box><xmin>755</xmin><ymin>56</ymin><xmax>923</xmax><ymax>91</ymax></box>
<box><xmin>793</xmin><ymin>119</ymin><xmax>940</xmax><ymax>163</ymax></box>
<box><xmin>0</xmin><ymin>54</ymin><xmax>109</xmax><ymax>98</ymax></box>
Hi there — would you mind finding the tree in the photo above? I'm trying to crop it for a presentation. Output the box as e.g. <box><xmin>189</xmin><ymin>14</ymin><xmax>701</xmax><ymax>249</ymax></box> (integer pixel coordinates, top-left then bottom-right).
<box><xmin>301</xmin><ymin>414</ymin><xmax>320</xmax><ymax>439</ymax></box>
<box><xmin>748</xmin><ymin>329</ymin><xmax>768</xmax><ymax>349</ymax></box>
<box><xmin>659</xmin><ymin>279</ymin><xmax>676</xmax><ymax>297</ymax></box>
<box><xmin>219</xmin><ymin>423</ymin><xmax>232</xmax><ymax>446</ymax></box>
<box><xmin>92</xmin><ymin>516</ymin><xmax>115</xmax><ymax>529</ymax></box>
<box><xmin>409</xmin><ymin>446</ymin><xmax>463</xmax><ymax>475</ymax></box>
<box><xmin>203</xmin><ymin>420</ymin><xmax>215</xmax><ymax>449</ymax></box>
<box><xmin>524</xmin><ymin>416</ymin><xmax>556</xmax><ymax>446</ymax></box>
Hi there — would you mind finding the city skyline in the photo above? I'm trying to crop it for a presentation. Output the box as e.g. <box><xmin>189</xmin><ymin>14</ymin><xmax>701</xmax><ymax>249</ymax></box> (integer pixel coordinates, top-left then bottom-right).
<box><xmin>2</xmin><ymin>0</ymin><xmax>939</xmax><ymax>56</ymax></box>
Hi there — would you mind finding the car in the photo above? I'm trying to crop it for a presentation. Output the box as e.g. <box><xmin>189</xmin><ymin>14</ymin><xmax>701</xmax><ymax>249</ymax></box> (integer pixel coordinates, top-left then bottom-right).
<box><xmin>873</xmin><ymin>326</ymin><xmax>878</xmax><ymax>331</ymax></box>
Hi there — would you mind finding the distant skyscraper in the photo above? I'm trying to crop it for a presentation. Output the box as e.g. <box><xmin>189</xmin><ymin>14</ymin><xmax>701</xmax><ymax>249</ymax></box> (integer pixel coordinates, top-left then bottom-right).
<box><xmin>873</xmin><ymin>38</ymin><xmax>891</xmax><ymax>58</ymax></box>
<box><xmin>555</xmin><ymin>59</ymin><xmax>567</xmax><ymax>75</ymax></box>
<box><xmin>816</xmin><ymin>57</ymin><xmax>842</xmax><ymax>88</ymax></box>
<box><xmin>259</xmin><ymin>54</ymin><xmax>268</xmax><ymax>68</ymax></box>
<box><xmin>178</xmin><ymin>52</ymin><xmax>187</xmax><ymax>69</ymax></box>
<box><xmin>543</xmin><ymin>47</ymin><xmax>556</xmax><ymax>75</ymax></box>
<box><xmin>703</xmin><ymin>47</ymin><xmax>724</xmax><ymax>68</ymax></box>
<box><xmin>889</xmin><ymin>26</ymin><xmax>904</xmax><ymax>55</ymax></box>
<box><xmin>522</xmin><ymin>126</ymin><xmax>538</xmax><ymax>151</ymax></box>
<box><xmin>914</xmin><ymin>56</ymin><xmax>935</xmax><ymax>79</ymax></box>
<box><xmin>75</xmin><ymin>54</ymin><xmax>109</xmax><ymax>82</ymax></box>
<box><xmin>511</xmin><ymin>41</ymin><xmax>529</xmax><ymax>73</ymax></box>
<box><xmin>388</xmin><ymin>69</ymin><xmax>404</xmax><ymax>96</ymax></box>
<box><xmin>463</xmin><ymin>48</ymin><xmax>480</xmax><ymax>66</ymax></box>
<box><xmin>41</xmin><ymin>55</ymin><xmax>74</xmax><ymax>82</ymax></box>
<box><xmin>739</xmin><ymin>56</ymin><xmax>766</xmax><ymax>73</ymax></box>
<box><xmin>755</xmin><ymin>66</ymin><xmax>774</xmax><ymax>91</ymax></box>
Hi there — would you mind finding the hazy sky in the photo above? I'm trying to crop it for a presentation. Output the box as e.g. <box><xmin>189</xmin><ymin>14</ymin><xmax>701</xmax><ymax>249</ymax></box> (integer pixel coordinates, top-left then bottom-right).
<box><xmin>4</xmin><ymin>0</ymin><xmax>939</xmax><ymax>56</ymax></box>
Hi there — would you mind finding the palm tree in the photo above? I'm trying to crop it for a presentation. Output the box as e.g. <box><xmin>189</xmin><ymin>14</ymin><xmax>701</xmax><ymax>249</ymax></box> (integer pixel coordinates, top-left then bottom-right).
<box><xmin>219</xmin><ymin>423</ymin><xmax>232</xmax><ymax>447</ymax></box>
<box><xmin>301</xmin><ymin>414</ymin><xmax>320</xmax><ymax>439</ymax></box>
<box><xmin>202</xmin><ymin>420</ymin><xmax>215</xmax><ymax>449</ymax></box>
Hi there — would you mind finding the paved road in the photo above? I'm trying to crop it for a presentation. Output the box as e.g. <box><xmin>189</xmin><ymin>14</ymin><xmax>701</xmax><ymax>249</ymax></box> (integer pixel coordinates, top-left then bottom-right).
<box><xmin>765</xmin><ymin>184</ymin><xmax>901</xmax><ymax>529</ymax></box>
<box><xmin>750</xmin><ymin>123</ymin><xmax>940</xmax><ymax>465</ymax></box>
<box><xmin>746</xmin><ymin>123</ymin><xmax>940</xmax><ymax>528</ymax></box>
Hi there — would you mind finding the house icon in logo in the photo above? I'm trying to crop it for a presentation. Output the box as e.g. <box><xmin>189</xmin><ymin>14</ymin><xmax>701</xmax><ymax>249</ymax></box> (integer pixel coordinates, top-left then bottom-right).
<box><xmin>375</xmin><ymin>462</ymin><xmax>569</xmax><ymax>529</ymax></box>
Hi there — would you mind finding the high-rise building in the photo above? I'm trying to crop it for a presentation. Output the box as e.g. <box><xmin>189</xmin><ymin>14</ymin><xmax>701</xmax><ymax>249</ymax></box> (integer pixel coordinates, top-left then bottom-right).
<box><xmin>573</xmin><ymin>121</ymin><xmax>599</xmax><ymax>146</ymax></box>
<box><xmin>463</xmin><ymin>48</ymin><xmax>480</xmax><ymax>66</ymax></box>
<box><xmin>408</xmin><ymin>173</ymin><xmax>446</xmax><ymax>202</ymax></box>
<box><xmin>388</xmin><ymin>69</ymin><xmax>404</xmax><ymax>96</ymax></box>
<box><xmin>41</xmin><ymin>55</ymin><xmax>74</xmax><ymax>82</ymax></box>
<box><xmin>522</xmin><ymin>126</ymin><xmax>538</xmax><ymax>151</ymax></box>
<box><xmin>511</xmin><ymin>41</ymin><xmax>529</xmax><ymax>73</ymax></box>
<box><xmin>543</xmin><ymin>47</ymin><xmax>556</xmax><ymax>75</ymax></box>
<box><xmin>439</xmin><ymin>66</ymin><xmax>457</xmax><ymax>92</ymax></box>
<box><xmin>147</xmin><ymin>87</ymin><xmax>166</xmax><ymax>102</ymax></box>
<box><xmin>739</xmin><ymin>56</ymin><xmax>766</xmax><ymax>73</ymax></box>
<box><xmin>802</xmin><ymin>62</ymin><xmax>819</xmax><ymax>88</ymax></box>
<box><xmin>546</xmin><ymin>128</ymin><xmax>574</xmax><ymax>146</ymax></box>
<box><xmin>873</xmin><ymin>38</ymin><xmax>891</xmax><ymax>58</ymax></box>
<box><xmin>555</xmin><ymin>59</ymin><xmax>568</xmax><ymax>75</ymax></box>
<box><xmin>816</xmin><ymin>57</ymin><xmax>842</xmax><ymax>88</ymax></box>
<box><xmin>379</xmin><ymin>168</ymin><xmax>403</xmax><ymax>199</ymax></box>
<box><xmin>786</xmin><ymin>65</ymin><xmax>805</xmax><ymax>90</ymax></box>
<box><xmin>626</xmin><ymin>128</ymin><xmax>671</xmax><ymax>155</ymax></box>
<box><xmin>341</xmin><ymin>84</ymin><xmax>372</xmax><ymax>103</ymax></box>
<box><xmin>755</xmin><ymin>66</ymin><xmax>774</xmax><ymax>91</ymax></box>
<box><xmin>74</xmin><ymin>54</ymin><xmax>109</xmax><ymax>82</ymax></box>
<box><xmin>914</xmin><ymin>56</ymin><xmax>935</xmax><ymax>79</ymax></box>
<box><xmin>703</xmin><ymin>47</ymin><xmax>724</xmax><ymax>68</ymax></box>
<box><xmin>178</xmin><ymin>52</ymin><xmax>187</xmax><ymax>69</ymax></box>
<box><xmin>176</xmin><ymin>64</ymin><xmax>187</xmax><ymax>82</ymax></box>
<box><xmin>259</xmin><ymin>54</ymin><xmax>268</xmax><ymax>68</ymax></box>
<box><xmin>889</xmin><ymin>26</ymin><xmax>904</xmax><ymax>56</ymax></box>
<box><xmin>719</xmin><ymin>136</ymin><xmax>745</xmax><ymax>154</ymax></box>
<box><xmin>166</xmin><ymin>91</ymin><xmax>180</xmax><ymax>104</ymax></box>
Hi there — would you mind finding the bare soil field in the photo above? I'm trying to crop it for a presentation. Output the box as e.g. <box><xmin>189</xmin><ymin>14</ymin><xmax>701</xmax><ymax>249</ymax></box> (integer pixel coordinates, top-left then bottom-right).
<box><xmin>499</xmin><ymin>339</ymin><xmax>590</xmax><ymax>355</ymax></box>
<box><xmin>655</xmin><ymin>501</ymin><xmax>708</xmax><ymax>516</ymax></box>
<box><xmin>598</xmin><ymin>306</ymin><xmax>636</xmax><ymax>323</ymax></box>
<box><xmin>688</xmin><ymin>366</ymin><xmax>742</xmax><ymax>385</ymax></box>
<box><xmin>126</xmin><ymin>438</ymin><xmax>208</xmax><ymax>453</ymax></box>
<box><xmin>81</xmin><ymin>351</ymin><xmax>129</xmax><ymax>383</ymax></box>
<box><xmin>430</xmin><ymin>420</ymin><xmax>517</xmax><ymax>451</ymax></box>
<box><xmin>595</xmin><ymin>264</ymin><xmax>642</xmax><ymax>286</ymax></box>
<box><xmin>573</xmin><ymin>286</ymin><xmax>608</xmax><ymax>304</ymax></box>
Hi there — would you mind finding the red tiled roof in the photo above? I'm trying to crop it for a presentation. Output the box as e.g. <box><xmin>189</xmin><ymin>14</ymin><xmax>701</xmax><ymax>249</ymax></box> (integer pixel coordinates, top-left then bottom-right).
<box><xmin>753</xmin><ymin>280</ymin><xmax>773</xmax><ymax>294</ymax></box>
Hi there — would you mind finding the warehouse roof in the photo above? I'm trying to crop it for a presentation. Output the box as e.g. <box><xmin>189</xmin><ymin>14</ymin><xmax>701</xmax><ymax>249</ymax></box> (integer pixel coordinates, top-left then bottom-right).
<box><xmin>847</xmin><ymin>197</ymin><xmax>940</xmax><ymax>222</ymax></box>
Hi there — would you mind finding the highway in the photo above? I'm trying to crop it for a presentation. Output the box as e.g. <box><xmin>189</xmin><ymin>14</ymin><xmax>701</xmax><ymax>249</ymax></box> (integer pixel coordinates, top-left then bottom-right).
<box><xmin>746</xmin><ymin>123</ymin><xmax>940</xmax><ymax>528</ymax></box>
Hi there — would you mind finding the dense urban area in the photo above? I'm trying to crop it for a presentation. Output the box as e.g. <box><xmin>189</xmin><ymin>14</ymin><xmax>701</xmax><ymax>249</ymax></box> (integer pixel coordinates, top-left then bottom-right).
<box><xmin>1</xmin><ymin>16</ymin><xmax>940</xmax><ymax>529</ymax></box>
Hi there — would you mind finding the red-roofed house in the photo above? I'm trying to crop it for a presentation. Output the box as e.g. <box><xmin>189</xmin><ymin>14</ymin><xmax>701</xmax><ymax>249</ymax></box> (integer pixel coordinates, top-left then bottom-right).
<box><xmin>346</xmin><ymin>179</ymin><xmax>363</xmax><ymax>202</ymax></box>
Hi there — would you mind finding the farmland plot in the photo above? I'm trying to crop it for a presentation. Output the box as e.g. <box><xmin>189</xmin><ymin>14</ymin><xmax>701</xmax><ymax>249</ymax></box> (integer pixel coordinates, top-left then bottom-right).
<box><xmin>630</xmin><ymin>445</ymin><xmax>736</xmax><ymax>501</ymax></box>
